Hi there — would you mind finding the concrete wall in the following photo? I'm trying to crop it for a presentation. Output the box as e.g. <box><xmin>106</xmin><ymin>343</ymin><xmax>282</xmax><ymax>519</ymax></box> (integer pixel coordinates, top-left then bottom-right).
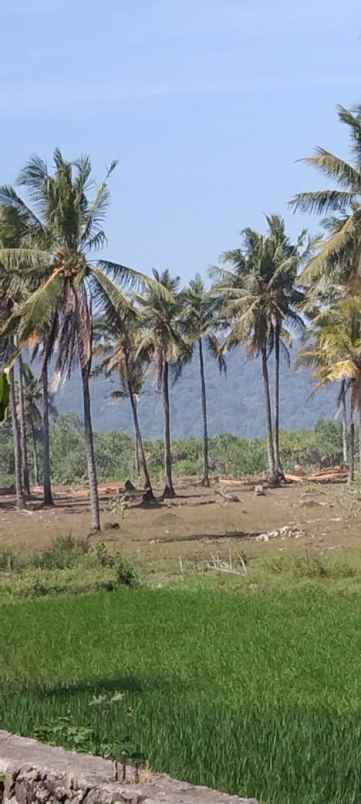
<box><xmin>0</xmin><ymin>730</ymin><xmax>258</xmax><ymax>803</ymax></box>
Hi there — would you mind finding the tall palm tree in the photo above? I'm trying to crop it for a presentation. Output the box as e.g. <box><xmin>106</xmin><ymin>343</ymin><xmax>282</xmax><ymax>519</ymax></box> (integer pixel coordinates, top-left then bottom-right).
<box><xmin>178</xmin><ymin>275</ymin><xmax>225</xmax><ymax>486</ymax></box>
<box><xmin>0</xmin><ymin>371</ymin><xmax>9</xmax><ymax>423</ymax></box>
<box><xmin>136</xmin><ymin>270</ymin><xmax>189</xmax><ymax>498</ymax></box>
<box><xmin>262</xmin><ymin>216</ymin><xmax>308</xmax><ymax>474</ymax></box>
<box><xmin>213</xmin><ymin>221</ymin><xmax>305</xmax><ymax>481</ymax></box>
<box><xmin>0</xmin><ymin>207</ymin><xmax>30</xmax><ymax>503</ymax></box>
<box><xmin>17</xmin><ymin>352</ymin><xmax>30</xmax><ymax>495</ymax></box>
<box><xmin>290</xmin><ymin>104</ymin><xmax>361</xmax><ymax>290</ymax></box>
<box><xmin>95</xmin><ymin>305</ymin><xmax>154</xmax><ymax>498</ymax></box>
<box><xmin>20</xmin><ymin>362</ymin><xmax>57</xmax><ymax>487</ymax></box>
<box><xmin>298</xmin><ymin>298</ymin><xmax>361</xmax><ymax>482</ymax></box>
<box><xmin>0</xmin><ymin>150</ymin><xmax>162</xmax><ymax>529</ymax></box>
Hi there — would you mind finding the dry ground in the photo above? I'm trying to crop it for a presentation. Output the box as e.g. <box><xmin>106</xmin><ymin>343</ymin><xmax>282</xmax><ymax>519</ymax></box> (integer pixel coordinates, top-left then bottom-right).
<box><xmin>0</xmin><ymin>476</ymin><xmax>360</xmax><ymax>582</ymax></box>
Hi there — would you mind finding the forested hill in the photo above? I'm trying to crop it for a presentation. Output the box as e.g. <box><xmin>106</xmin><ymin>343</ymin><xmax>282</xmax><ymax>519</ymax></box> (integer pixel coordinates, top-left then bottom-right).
<box><xmin>56</xmin><ymin>346</ymin><xmax>338</xmax><ymax>439</ymax></box>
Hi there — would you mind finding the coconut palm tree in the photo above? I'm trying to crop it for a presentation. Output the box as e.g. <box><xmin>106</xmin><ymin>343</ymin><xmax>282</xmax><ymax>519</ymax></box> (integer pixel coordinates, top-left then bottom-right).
<box><xmin>0</xmin><ymin>150</ymin><xmax>164</xmax><ymax>529</ymax></box>
<box><xmin>298</xmin><ymin>297</ymin><xmax>361</xmax><ymax>482</ymax></box>
<box><xmin>290</xmin><ymin>104</ymin><xmax>361</xmax><ymax>289</ymax></box>
<box><xmin>0</xmin><ymin>207</ymin><xmax>30</xmax><ymax>503</ymax></box>
<box><xmin>136</xmin><ymin>270</ymin><xmax>189</xmax><ymax>498</ymax></box>
<box><xmin>95</xmin><ymin>304</ymin><xmax>154</xmax><ymax>498</ymax></box>
<box><xmin>0</xmin><ymin>372</ymin><xmax>9</xmax><ymax>423</ymax></box>
<box><xmin>262</xmin><ymin>216</ymin><xmax>308</xmax><ymax>474</ymax></box>
<box><xmin>178</xmin><ymin>275</ymin><xmax>225</xmax><ymax>486</ymax></box>
<box><xmin>17</xmin><ymin>353</ymin><xmax>31</xmax><ymax>494</ymax></box>
<box><xmin>213</xmin><ymin>220</ymin><xmax>306</xmax><ymax>481</ymax></box>
<box><xmin>20</xmin><ymin>362</ymin><xmax>57</xmax><ymax>487</ymax></box>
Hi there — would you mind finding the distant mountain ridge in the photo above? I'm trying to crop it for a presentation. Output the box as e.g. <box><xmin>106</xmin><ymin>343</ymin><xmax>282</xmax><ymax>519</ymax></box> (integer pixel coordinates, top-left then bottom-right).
<box><xmin>55</xmin><ymin>344</ymin><xmax>338</xmax><ymax>439</ymax></box>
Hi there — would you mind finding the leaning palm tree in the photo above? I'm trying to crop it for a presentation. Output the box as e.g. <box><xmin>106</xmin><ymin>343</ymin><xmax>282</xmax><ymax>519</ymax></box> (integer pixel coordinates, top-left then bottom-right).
<box><xmin>290</xmin><ymin>104</ymin><xmax>361</xmax><ymax>291</ymax></box>
<box><xmin>95</xmin><ymin>305</ymin><xmax>154</xmax><ymax>498</ymax></box>
<box><xmin>136</xmin><ymin>270</ymin><xmax>189</xmax><ymax>498</ymax></box>
<box><xmin>0</xmin><ymin>150</ymin><xmax>163</xmax><ymax>529</ymax></box>
<box><xmin>178</xmin><ymin>275</ymin><xmax>225</xmax><ymax>486</ymax></box>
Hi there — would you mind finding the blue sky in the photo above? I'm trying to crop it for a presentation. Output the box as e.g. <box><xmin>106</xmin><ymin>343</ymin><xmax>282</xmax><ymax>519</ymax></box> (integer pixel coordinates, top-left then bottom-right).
<box><xmin>1</xmin><ymin>0</ymin><xmax>360</xmax><ymax>281</ymax></box>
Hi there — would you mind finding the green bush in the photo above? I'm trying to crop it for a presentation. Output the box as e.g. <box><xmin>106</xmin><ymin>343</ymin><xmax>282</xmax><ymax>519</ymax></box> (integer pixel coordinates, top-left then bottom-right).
<box><xmin>115</xmin><ymin>557</ymin><xmax>142</xmax><ymax>588</ymax></box>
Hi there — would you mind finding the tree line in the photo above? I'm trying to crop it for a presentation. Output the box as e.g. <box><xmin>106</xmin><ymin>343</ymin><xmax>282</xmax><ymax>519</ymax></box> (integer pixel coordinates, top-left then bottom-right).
<box><xmin>1</xmin><ymin>104</ymin><xmax>361</xmax><ymax>529</ymax></box>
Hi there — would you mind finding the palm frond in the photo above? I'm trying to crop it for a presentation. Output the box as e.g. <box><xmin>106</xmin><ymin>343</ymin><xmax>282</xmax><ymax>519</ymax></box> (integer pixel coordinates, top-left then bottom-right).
<box><xmin>1</xmin><ymin>269</ymin><xmax>64</xmax><ymax>345</ymax></box>
<box><xmin>0</xmin><ymin>247</ymin><xmax>52</xmax><ymax>273</ymax></box>
<box><xmin>302</xmin><ymin>212</ymin><xmax>360</xmax><ymax>283</ymax></box>
<box><xmin>206</xmin><ymin>334</ymin><xmax>227</xmax><ymax>373</ymax></box>
<box><xmin>290</xmin><ymin>190</ymin><xmax>357</xmax><ymax>216</ymax></box>
<box><xmin>302</xmin><ymin>148</ymin><xmax>361</xmax><ymax>190</ymax></box>
<box><xmin>0</xmin><ymin>185</ymin><xmax>45</xmax><ymax>234</ymax></box>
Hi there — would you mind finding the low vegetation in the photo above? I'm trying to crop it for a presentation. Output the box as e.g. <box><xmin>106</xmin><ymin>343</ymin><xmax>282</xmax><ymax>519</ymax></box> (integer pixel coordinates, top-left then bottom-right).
<box><xmin>0</xmin><ymin>416</ymin><xmax>347</xmax><ymax>488</ymax></box>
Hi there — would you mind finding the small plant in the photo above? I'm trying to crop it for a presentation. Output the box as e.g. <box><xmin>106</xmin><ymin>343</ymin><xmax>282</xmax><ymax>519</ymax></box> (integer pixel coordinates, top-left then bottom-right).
<box><xmin>115</xmin><ymin>557</ymin><xmax>142</xmax><ymax>588</ymax></box>
<box><xmin>34</xmin><ymin>716</ymin><xmax>96</xmax><ymax>753</ymax></box>
<box><xmin>106</xmin><ymin>494</ymin><xmax>128</xmax><ymax>520</ymax></box>
<box><xmin>268</xmin><ymin>552</ymin><xmax>358</xmax><ymax>579</ymax></box>
<box><xmin>0</xmin><ymin>548</ymin><xmax>20</xmax><ymax>573</ymax></box>
<box><xmin>94</xmin><ymin>542</ymin><xmax>115</xmax><ymax>568</ymax></box>
<box><xmin>34</xmin><ymin>715</ymin><xmax>146</xmax><ymax>774</ymax></box>
<box><xmin>33</xmin><ymin>535</ymin><xmax>89</xmax><ymax>571</ymax></box>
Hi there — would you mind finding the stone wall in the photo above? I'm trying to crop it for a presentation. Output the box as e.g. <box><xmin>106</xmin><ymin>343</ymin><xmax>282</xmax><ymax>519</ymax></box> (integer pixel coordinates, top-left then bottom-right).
<box><xmin>0</xmin><ymin>731</ymin><xmax>258</xmax><ymax>803</ymax></box>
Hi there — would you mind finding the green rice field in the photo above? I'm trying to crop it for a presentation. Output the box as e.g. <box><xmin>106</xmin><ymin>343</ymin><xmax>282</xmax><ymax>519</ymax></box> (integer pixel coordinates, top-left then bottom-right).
<box><xmin>1</xmin><ymin>586</ymin><xmax>361</xmax><ymax>803</ymax></box>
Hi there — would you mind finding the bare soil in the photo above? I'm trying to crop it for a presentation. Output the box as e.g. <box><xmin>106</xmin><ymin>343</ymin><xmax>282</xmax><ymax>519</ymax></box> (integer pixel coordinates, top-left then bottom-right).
<box><xmin>0</xmin><ymin>476</ymin><xmax>359</xmax><ymax>581</ymax></box>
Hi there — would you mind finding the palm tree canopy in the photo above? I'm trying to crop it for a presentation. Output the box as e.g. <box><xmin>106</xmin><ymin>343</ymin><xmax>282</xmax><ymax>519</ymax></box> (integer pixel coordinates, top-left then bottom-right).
<box><xmin>298</xmin><ymin>297</ymin><xmax>361</xmax><ymax>411</ymax></box>
<box><xmin>94</xmin><ymin>302</ymin><xmax>149</xmax><ymax>400</ymax></box>
<box><xmin>0</xmin><ymin>150</ymin><xmax>171</xmax><ymax>376</ymax></box>
<box><xmin>290</xmin><ymin>105</ymin><xmax>361</xmax><ymax>286</ymax></box>
<box><xmin>174</xmin><ymin>274</ymin><xmax>226</xmax><ymax>377</ymax></box>
<box><xmin>135</xmin><ymin>269</ymin><xmax>191</xmax><ymax>384</ymax></box>
<box><xmin>212</xmin><ymin>215</ymin><xmax>306</xmax><ymax>357</ymax></box>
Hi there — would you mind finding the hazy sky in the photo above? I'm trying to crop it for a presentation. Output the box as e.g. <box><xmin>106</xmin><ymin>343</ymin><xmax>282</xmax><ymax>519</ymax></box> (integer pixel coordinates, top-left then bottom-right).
<box><xmin>1</xmin><ymin>0</ymin><xmax>360</xmax><ymax>280</ymax></box>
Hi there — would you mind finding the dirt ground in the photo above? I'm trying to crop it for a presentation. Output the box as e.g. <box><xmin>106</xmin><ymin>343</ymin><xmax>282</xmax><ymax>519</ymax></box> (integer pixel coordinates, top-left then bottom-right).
<box><xmin>0</xmin><ymin>477</ymin><xmax>360</xmax><ymax>579</ymax></box>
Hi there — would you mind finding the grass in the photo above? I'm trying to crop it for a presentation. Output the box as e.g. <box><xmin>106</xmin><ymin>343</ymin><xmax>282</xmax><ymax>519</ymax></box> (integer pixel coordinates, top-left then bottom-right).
<box><xmin>0</xmin><ymin>537</ymin><xmax>143</xmax><ymax>600</ymax></box>
<box><xmin>1</xmin><ymin>587</ymin><xmax>361</xmax><ymax>802</ymax></box>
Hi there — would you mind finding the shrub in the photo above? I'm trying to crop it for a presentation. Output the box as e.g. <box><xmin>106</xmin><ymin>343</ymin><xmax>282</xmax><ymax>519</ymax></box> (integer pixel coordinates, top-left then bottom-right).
<box><xmin>33</xmin><ymin>535</ymin><xmax>89</xmax><ymax>571</ymax></box>
<box><xmin>115</xmin><ymin>557</ymin><xmax>141</xmax><ymax>588</ymax></box>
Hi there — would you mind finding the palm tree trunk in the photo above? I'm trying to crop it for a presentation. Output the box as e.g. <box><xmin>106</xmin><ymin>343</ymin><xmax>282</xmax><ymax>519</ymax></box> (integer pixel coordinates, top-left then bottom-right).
<box><xmin>81</xmin><ymin>364</ymin><xmax>101</xmax><ymax>530</ymax></box>
<box><xmin>273</xmin><ymin>325</ymin><xmax>284</xmax><ymax>479</ymax></box>
<box><xmin>128</xmin><ymin>382</ymin><xmax>154</xmax><ymax>497</ymax></box>
<box><xmin>341</xmin><ymin>381</ymin><xmax>348</xmax><ymax>465</ymax></box>
<box><xmin>349</xmin><ymin>392</ymin><xmax>355</xmax><ymax>484</ymax></box>
<box><xmin>134</xmin><ymin>433</ymin><xmax>141</xmax><ymax>478</ymax></box>
<box><xmin>30</xmin><ymin>420</ymin><xmax>40</xmax><ymax>486</ymax></box>
<box><xmin>41</xmin><ymin>361</ymin><xmax>54</xmax><ymax>506</ymax></box>
<box><xmin>261</xmin><ymin>347</ymin><xmax>277</xmax><ymax>482</ymax></box>
<box><xmin>18</xmin><ymin>354</ymin><xmax>30</xmax><ymax>496</ymax></box>
<box><xmin>9</xmin><ymin>367</ymin><xmax>25</xmax><ymax>510</ymax></box>
<box><xmin>162</xmin><ymin>361</ymin><xmax>175</xmax><ymax>498</ymax></box>
<box><xmin>198</xmin><ymin>338</ymin><xmax>210</xmax><ymax>487</ymax></box>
